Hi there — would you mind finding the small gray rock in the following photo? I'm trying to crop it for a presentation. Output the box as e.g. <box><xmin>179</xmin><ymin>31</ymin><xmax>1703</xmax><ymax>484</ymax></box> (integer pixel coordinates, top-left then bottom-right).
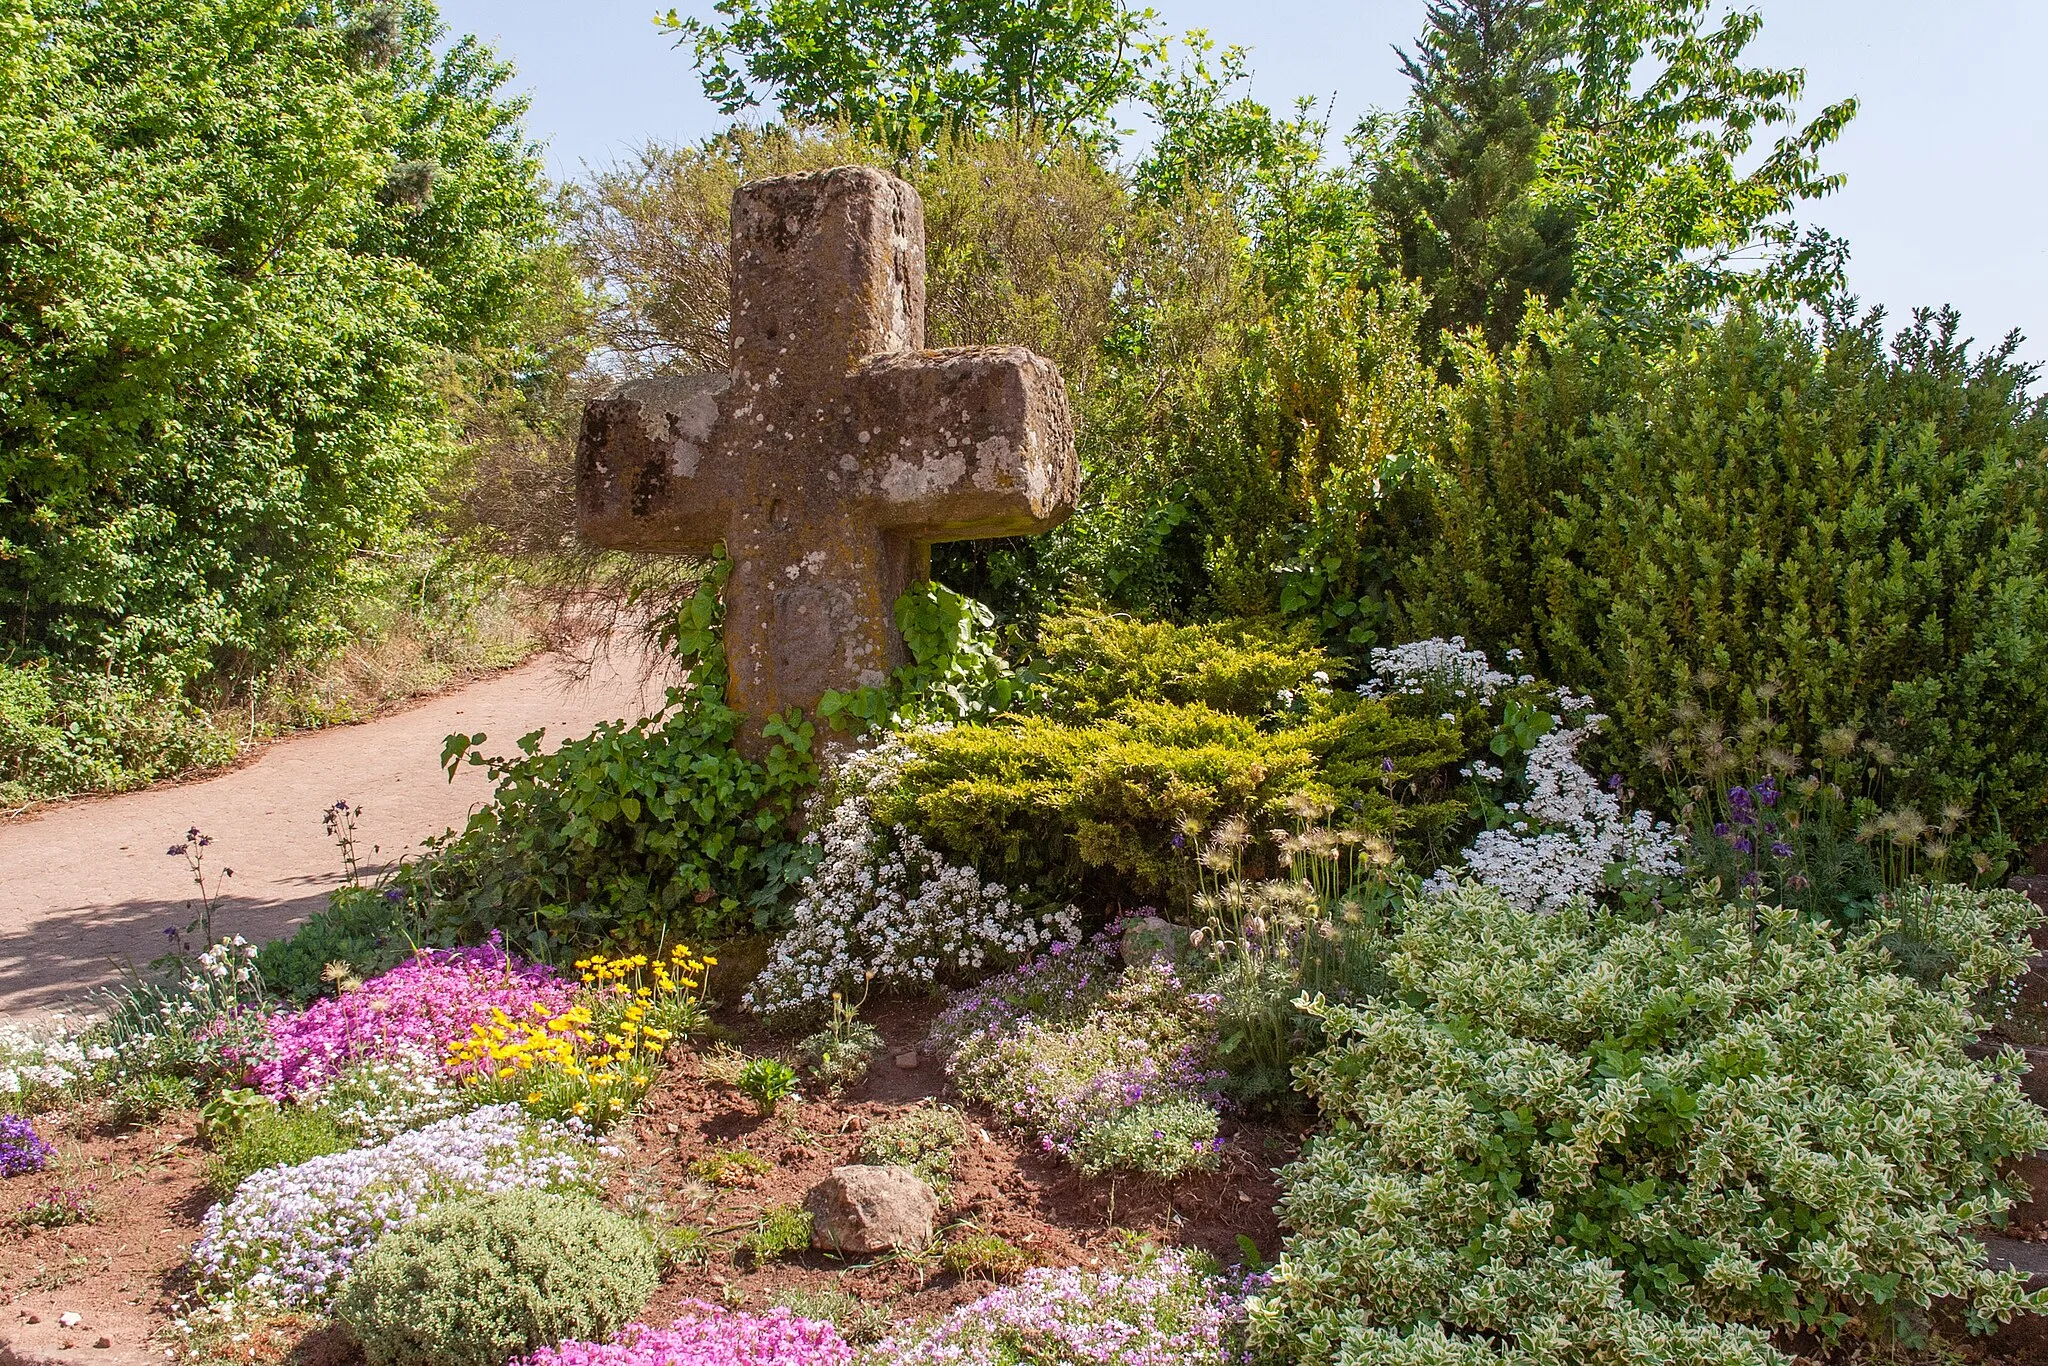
<box><xmin>806</xmin><ymin>1164</ymin><xmax>938</xmax><ymax>1255</ymax></box>
<box><xmin>1120</xmin><ymin>914</ymin><xmax>1190</xmax><ymax>969</ymax></box>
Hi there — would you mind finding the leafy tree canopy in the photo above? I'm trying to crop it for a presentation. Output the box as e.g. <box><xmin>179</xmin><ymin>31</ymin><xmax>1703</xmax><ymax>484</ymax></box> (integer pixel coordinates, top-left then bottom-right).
<box><xmin>0</xmin><ymin>0</ymin><xmax>552</xmax><ymax>680</ymax></box>
<box><xmin>1363</xmin><ymin>0</ymin><xmax>1859</xmax><ymax>349</ymax></box>
<box><xmin>657</xmin><ymin>0</ymin><xmax>1164</xmax><ymax>155</ymax></box>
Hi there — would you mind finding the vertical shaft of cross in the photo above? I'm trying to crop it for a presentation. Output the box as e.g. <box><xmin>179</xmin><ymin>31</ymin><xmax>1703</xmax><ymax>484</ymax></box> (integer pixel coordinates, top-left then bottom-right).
<box><xmin>576</xmin><ymin>165</ymin><xmax>1078</xmax><ymax>747</ymax></box>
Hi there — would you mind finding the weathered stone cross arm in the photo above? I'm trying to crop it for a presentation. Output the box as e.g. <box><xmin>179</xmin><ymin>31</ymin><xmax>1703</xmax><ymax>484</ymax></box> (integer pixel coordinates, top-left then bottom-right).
<box><xmin>576</xmin><ymin>165</ymin><xmax>1078</xmax><ymax>734</ymax></box>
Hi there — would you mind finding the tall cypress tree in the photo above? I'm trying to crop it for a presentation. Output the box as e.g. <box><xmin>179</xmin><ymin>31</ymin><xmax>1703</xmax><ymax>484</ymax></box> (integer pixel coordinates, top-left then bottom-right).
<box><xmin>1366</xmin><ymin>0</ymin><xmax>1577</xmax><ymax>356</ymax></box>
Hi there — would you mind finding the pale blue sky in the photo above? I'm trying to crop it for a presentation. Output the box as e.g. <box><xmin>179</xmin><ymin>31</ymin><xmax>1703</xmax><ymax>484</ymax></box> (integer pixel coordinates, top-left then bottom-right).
<box><xmin>437</xmin><ymin>0</ymin><xmax>2048</xmax><ymax>368</ymax></box>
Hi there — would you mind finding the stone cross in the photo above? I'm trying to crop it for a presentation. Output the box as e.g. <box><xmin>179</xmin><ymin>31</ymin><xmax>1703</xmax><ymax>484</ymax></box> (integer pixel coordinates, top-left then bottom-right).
<box><xmin>576</xmin><ymin>165</ymin><xmax>1078</xmax><ymax>741</ymax></box>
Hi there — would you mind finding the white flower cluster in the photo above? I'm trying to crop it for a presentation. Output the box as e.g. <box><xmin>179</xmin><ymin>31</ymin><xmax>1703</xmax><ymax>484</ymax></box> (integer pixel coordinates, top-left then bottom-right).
<box><xmin>305</xmin><ymin>1048</ymin><xmax>469</xmax><ymax>1145</ymax></box>
<box><xmin>1359</xmin><ymin>636</ymin><xmax>1524</xmax><ymax>705</ymax></box>
<box><xmin>0</xmin><ymin>1019</ymin><xmax>108</xmax><ymax>1109</ymax></box>
<box><xmin>747</xmin><ymin>736</ymin><xmax>1079</xmax><ymax>1024</ymax></box>
<box><xmin>193</xmin><ymin>1104</ymin><xmax>600</xmax><ymax>1309</ymax></box>
<box><xmin>1436</xmin><ymin>717</ymin><xmax>1685</xmax><ymax>912</ymax></box>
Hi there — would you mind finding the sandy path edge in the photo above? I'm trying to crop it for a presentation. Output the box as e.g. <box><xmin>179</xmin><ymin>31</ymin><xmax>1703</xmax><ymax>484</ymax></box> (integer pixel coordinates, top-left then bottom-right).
<box><xmin>0</xmin><ymin>650</ymin><xmax>669</xmax><ymax>1018</ymax></box>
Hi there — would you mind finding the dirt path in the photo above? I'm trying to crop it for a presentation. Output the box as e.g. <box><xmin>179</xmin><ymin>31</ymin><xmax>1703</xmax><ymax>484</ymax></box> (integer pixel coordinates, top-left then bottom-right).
<box><xmin>0</xmin><ymin>650</ymin><xmax>671</xmax><ymax>1019</ymax></box>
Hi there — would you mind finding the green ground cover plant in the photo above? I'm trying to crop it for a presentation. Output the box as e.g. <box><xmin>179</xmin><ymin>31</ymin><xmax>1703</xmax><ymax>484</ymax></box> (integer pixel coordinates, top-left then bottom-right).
<box><xmin>206</xmin><ymin>1111</ymin><xmax>352</xmax><ymax>1199</ymax></box>
<box><xmin>1254</xmin><ymin>881</ymin><xmax>2048</xmax><ymax>1364</ymax></box>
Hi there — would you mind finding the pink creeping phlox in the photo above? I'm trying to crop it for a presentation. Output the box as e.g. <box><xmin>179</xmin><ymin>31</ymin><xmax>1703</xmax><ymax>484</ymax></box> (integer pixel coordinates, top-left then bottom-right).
<box><xmin>523</xmin><ymin>1303</ymin><xmax>852</xmax><ymax>1366</ymax></box>
<box><xmin>252</xmin><ymin>938</ymin><xmax>574</xmax><ymax>1097</ymax></box>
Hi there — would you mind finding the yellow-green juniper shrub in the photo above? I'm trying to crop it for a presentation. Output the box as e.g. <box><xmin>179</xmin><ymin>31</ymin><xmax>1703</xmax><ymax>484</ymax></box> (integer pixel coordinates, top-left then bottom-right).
<box><xmin>876</xmin><ymin>611</ymin><xmax>1466</xmax><ymax>909</ymax></box>
<box><xmin>1254</xmin><ymin>882</ymin><xmax>2048</xmax><ymax>1365</ymax></box>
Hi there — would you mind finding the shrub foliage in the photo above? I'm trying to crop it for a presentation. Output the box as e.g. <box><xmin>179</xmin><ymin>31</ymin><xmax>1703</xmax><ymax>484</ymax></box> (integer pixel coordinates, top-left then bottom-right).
<box><xmin>1255</xmin><ymin>882</ymin><xmax>2048</xmax><ymax>1364</ymax></box>
<box><xmin>336</xmin><ymin>1189</ymin><xmax>657</xmax><ymax>1366</ymax></box>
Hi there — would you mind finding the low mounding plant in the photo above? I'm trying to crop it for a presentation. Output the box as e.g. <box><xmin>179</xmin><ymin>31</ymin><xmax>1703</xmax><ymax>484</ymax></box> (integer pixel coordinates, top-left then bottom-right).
<box><xmin>875</xmin><ymin>1248</ymin><xmax>1248</xmax><ymax>1364</ymax></box>
<box><xmin>194</xmin><ymin>1105</ymin><xmax>601</xmax><ymax>1308</ymax></box>
<box><xmin>857</xmin><ymin>1104</ymin><xmax>967</xmax><ymax>1191</ymax></box>
<box><xmin>747</xmin><ymin>735</ymin><xmax>1081</xmax><ymax>1027</ymax></box>
<box><xmin>735</xmin><ymin>1059</ymin><xmax>799</xmax><ymax>1117</ymax></box>
<box><xmin>0</xmin><ymin>1115</ymin><xmax>52</xmax><ymax>1175</ymax></box>
<box><xmin>307</xmin><ymin>1049</ymin><xmax>469</xmax><ymax>1144</ymax></box>
<box><xmin>932</xmin><ymin>941</ymin><xmax>1225</xmax><ymax>1180</ymax></box>
<box><xmin>256</xmin><ymin>885</ymin><xmax>416</xmax><ymax>1006</ymax></box>
<box><xmin>526</xmin><ymin>1303</ymin><xmax>854</xmax><ymax>1366</ymax></box>
<box><xmin>336</xmin><ymin>1189</ymin><xmax>657</xmax><ymax>1366</ymax></box>
<box><xmin>1255</xmin><ymin>882</ymin><xmax>2048</xmax><ymax>1364</ymax></box>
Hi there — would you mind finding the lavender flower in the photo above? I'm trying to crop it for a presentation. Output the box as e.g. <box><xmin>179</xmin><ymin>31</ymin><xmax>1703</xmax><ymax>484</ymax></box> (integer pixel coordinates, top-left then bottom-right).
<box><xmin>877</xmin><ymin>1250</ymin><xmax>1248</xmax><ymax>1364</ymax></box>
<box><xmin>0</xmin><ymin>1115</ymin><xmax>52</xmax><ymax>1175</ymax></box>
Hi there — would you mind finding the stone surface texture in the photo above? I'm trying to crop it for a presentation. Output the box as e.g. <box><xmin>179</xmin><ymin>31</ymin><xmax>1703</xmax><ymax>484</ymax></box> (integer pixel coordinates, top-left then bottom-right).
<box><xmin>805</xmin><ymin>1163</ymin><xmax>939</xmax><ymax>1254</ymax></box>
<box><xmin>577</xmin><ymin>165</ymin><xmax>1078</xmax><ymax>741</ymax></box>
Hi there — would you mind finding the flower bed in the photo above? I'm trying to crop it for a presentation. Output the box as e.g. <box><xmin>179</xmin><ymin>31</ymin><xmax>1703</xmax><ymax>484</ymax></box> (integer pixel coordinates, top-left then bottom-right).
<box><xmin>253</xmin><ymin>941</ymin><xmax>575</xmax><ymax>1097</ymax></box>
<box><xmin>527</xmin><ymin>1304</ymin><xmax>854</xmax><ymax>1366</ymax></box>
<box><xmin>878</xmin><ymin>1249</ymin><xmax>1249</xmax><ymax>1364</ymax></box>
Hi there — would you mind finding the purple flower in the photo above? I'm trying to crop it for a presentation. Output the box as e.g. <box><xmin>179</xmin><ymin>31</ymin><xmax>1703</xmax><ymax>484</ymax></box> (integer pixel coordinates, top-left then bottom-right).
<box><xmin>1713</xmin><ymin>823</ymin><xmax>1730</xmax><ymax>839</ymax></box>
<box><xmin>0</xmin><ymin>1116</ymin><xmax>52</xmax><ymax>1176</ymax></box>
<box><xmin>1771</xmin><ymin>841</ymin><xmax>1794</xmax><ymax>858</ymax></box>
<box><xmin>1727</xmin><ymin>786</ymin><xmax>1755</xmax><ymax>823</ymax></box>
<box><xmin>1732</xmin><ymin>837</ymin><xmax>1754</xmax><ymax>855</ymax></box>
<box><xmin>1606</xmin><ymin>774</ymin><xmax>1623</xmax><ymax>791</ymax></box>
<box><xmin>1381</xmin><ymin>758</ymin><xmax>1397</xmax><ymax>773</ymax></box>
<box><xmin>1754</xmin><ymin>776</ymin><xmax>1779</xmax><ymax>808</ymax></box>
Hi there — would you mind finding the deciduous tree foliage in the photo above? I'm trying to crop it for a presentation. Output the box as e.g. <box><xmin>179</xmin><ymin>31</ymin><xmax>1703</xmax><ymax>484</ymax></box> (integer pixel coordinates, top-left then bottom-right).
<box><xmin>0</xmin><ymin>0</ymin><xmax>551</xmax><ymax>679</ymax></box>
<box><xmin>659</xmin><ymin>0</ymin><xmax>1161</xmax><ymax>156</ymax></box>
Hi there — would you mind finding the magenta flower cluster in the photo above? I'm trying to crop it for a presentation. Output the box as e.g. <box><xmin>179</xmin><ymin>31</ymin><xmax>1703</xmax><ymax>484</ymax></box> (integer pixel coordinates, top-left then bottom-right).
<box><xmin>252</xmin><ymin>940</ymin><xmax>574</xmax><ymax>1097</ymax></box>
<box><xmin>523</xmin><ymin>1304</ymin><xmax>852</xmax><ymax>1366</ymax></box>
<box><xmin>0</xmin><ymin>1114</ymin><xmax>52</xmax><ymax>1176</ymax></box>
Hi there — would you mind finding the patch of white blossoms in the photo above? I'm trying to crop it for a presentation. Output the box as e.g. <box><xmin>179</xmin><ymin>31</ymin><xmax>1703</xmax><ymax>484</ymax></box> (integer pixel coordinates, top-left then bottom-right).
<box><xmin>1439</xmin><ymin>715</ymin><xmax>1685</xmax><ymax>912</ymax></box>
<box><xmin>747</xmin><ymin>734</ymin><xmax>1079</xmax><ymax>1025</ymax></box>
<box><xmin>306</xmin><ymin>1048</ymin><xmax>469</xmax><ymax>1145</ymax></box>
<box><xmin>0</xmin><ymin>1019</ymin><xmax>108</xmax><ymax>1109</ymax></box>
<box><xmin>1360</xmin><ymin>635</ymin><xmax>1525</xmax><ymax>708</ymax></box>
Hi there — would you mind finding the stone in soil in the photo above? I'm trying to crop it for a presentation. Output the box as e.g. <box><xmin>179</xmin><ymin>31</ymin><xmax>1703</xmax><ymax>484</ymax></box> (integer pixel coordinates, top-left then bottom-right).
<box><xmin>806</xmin><ymin>1163</ymin><xmax>939</xmax><ymax>1255</ymax></box>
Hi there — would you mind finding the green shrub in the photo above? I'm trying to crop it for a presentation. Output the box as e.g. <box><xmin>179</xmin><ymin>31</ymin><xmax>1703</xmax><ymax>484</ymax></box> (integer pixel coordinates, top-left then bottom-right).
<box><xmin>335</xmin><ymin>1189</ymin><xmax>657</xmax><ymax>1366</ymax></box>
<box><xmin>857</xmin><ymin>1104</ymin><xmax>968</xmax><ymax>1190</ymax></box>
<box><xmin>0</xmin><ymin>0</ymin><xmax>551</xmax><ymax>683</ymax></box>
<box><xmin>1385</xmin><ymin>306</ymin><xmax>2048</xmax><ymax>858</ymax></box>
<box><xmin>1256</xmin><ymin>882</ymin><xmax>2048</xmax><ymax>1364</ymax></box>
<box><xmin>878</xmin><ymin>617</ymin><xmax>1466</xmax><ymax>907</ymax></box>
<box><xmin>1029</xmin><ymin>611</ymin><xmax>1339</xmax><ymax>722</ymax></box>
<box><xmin>742</xmin><ymin>1203</ymin><xmax>814</xmax><ymax>1262</ymax></box>
<box><xmin>736</xmin><ymin>1058</ymin><xmax>800</xmax><ymax>1116</ymax></box>
<box><xmin>0</xmin><ymin>663</ymin><xmax>234</xmax><ymax>808</ymax></box>
<box><xmin>206</xmin><ymin>1110</ymin><xmax>351</xmax><ymax>1198</ymax></box>
<box><xmin>257</xmin><ymin>887</ymin><xmax>417</xmax><ymax>1006</ymax></box>
<box><xmin>797</xmin><ymin>1020</ymin><xmax>884</xmax><ymax>1093</ymax></box>
<box><xmin>405</xmin><ymin>567</ymin><xmax>817</xmax><ymax>956</ymax></box>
